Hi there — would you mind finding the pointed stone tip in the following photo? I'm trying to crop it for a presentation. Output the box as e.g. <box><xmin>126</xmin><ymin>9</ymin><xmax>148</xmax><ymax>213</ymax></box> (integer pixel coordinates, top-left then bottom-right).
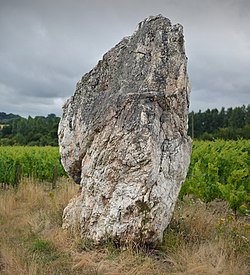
<box><xmin>145</xmin><ymin>14</ymin><xmax>168</xmax><ymax>22</ymax></box>
<box><xmin>135</xmin><ymin>14</ymin><xmax>172</xmax><ymax>33</ymax></box>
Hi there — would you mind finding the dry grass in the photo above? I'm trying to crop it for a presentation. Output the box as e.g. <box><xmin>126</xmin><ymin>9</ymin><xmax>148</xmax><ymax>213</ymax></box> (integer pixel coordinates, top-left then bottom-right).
<box><xmin>161</xmin><ymin>199</ymin><xmax>250</xmax><ymax>274</ymax></box>
<box><xmin>0</xmin><ymin>179</ymin><xmax>249</xmax><ymax>275</ymax></box>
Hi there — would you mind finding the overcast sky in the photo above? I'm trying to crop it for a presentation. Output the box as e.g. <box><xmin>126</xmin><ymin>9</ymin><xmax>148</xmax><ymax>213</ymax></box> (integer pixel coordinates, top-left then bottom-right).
<box><xmin>0</xmin><ymin>0</ymin><xmax>249</xmax><ymax>117</ymax></box>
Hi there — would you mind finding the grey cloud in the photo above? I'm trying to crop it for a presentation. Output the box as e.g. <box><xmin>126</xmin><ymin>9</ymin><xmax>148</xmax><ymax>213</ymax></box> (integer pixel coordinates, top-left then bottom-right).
<box><xmin>0</xmin><ymin>0</ymin><xmax>249</xmax><ymax>117</ymax></box>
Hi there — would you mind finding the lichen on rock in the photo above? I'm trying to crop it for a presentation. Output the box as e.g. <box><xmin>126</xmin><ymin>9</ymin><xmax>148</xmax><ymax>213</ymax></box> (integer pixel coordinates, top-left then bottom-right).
<box><xmin>58</xmin><ymin>14</ymin><xmax>192</xmax><ymax>246</ymax></box>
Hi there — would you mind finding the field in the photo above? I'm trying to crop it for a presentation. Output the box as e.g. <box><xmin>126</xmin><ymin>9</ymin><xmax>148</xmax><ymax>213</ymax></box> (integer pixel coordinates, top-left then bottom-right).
<box><xmin>0</xmin><ymin>141</ymin><xmax>249</xmax><ymax>274</ymax></box>
<box><xmin>0</xmin><ymin>178</ymin><xmax>249</xmax><ymax>274</ymax></box>
<box><xmin>181</xmin><ymin>140</ymin><xmax>250</xmax><ymax>216</ymax></box>
<box><xmin>0</xmin><ymin>146</ymin><xmax>66</xmax><ymax>186</ymax></box>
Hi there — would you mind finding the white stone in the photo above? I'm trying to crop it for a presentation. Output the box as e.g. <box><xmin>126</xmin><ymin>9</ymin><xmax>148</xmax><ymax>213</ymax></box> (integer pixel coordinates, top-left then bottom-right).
<box><xmin>59</xmin><ymin>15</ymin><xmax>192</xmax><ymax>246</ymax></box>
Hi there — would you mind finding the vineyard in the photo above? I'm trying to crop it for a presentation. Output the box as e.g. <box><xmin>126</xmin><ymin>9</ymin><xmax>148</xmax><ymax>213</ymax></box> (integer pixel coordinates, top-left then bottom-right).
<box><xmin>0</xmin><ymin>140</ymin><xmax>249</xmax><ymax>215</ymax></box>
<box><xmin>181</xmin><ymin>139</ymin><xmax>250</xmax><ymax>216</ymax></box>
<box><xmin>0</xmin><ymin>146</ymin><xmax>66</xmax><ymax>185</ymax></box>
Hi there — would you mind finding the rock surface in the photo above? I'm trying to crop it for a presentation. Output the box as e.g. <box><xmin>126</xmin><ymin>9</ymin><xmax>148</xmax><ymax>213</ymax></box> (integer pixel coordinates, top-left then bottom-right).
<box><xmin>58</xmin><ymin>15</ymin><xmax>192</xmax><ymax>245</ymax></box>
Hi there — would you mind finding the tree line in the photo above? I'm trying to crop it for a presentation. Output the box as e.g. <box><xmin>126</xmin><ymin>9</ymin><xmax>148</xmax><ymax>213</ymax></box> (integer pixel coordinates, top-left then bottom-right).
<box><xmin>0</xmin><ymin>104</ymin><xmax>249</xmax><ymax>146</ymax></box>
<box><xmin>188</xmin><ymin>104</ymin><xmax>250</xmax><ymax>140</ymax></box>
<box><xmin>0</xmin><ymin>114</ymin><xmax>60</xmax><ymax>146</ymax></box>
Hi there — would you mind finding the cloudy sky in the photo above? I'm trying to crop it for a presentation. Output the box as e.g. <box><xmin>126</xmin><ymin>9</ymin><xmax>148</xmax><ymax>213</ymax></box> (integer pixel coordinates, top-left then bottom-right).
<box><xmin>0</xmin><ymin>0</ymin><xmax>249</xmax><ymax>117</ymax></box>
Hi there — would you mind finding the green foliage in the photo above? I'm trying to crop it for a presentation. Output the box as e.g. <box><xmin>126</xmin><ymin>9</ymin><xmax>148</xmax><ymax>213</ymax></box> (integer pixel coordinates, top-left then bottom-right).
<box><xmin>0</xmin><ymin>113</ymin><xmax>60</xmax><ymax>146</ymax></box>
<box><xmin>188</xmin><ymin>104</ymin><xmax>250</xmax><ymax>140</ymax></box>
<box><xmin>0</xmin><ymin>146</ymin><xmax>66</xmax><ymax>185</ymax></box>
<box><xmin>180</xmin><ymin>140</ymin><xmax>250</xmax><ymax>215</ymax></box>
<box><xmin>0</xmin><ymin>112</ymin><xmax>20</xmax><ymax>123</ymax></box>
<box><xmin>218</xmin><ymin>169</ymin><xmax>249</xmax><ymax>215</ymax></box>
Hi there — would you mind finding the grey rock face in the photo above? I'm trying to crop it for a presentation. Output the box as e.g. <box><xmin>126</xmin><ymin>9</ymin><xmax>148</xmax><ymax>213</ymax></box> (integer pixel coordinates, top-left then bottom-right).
<box><xmin>59</xmin><ymin>15</ymin><xmax>192</xmax><ymax>245</ymax></box>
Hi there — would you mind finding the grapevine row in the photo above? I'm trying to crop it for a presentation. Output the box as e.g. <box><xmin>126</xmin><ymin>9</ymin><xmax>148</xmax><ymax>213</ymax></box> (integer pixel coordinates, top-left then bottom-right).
<box><xmin>0</xmin><ymin>146</ymin><xmax>66</xmax><ymax>185</ymax></box>
<box><xmin>0</xmin><ymin>141</ymin><xmax>249</xmax><ymax>215</ymax></box>
<box><xmin>180</xmin><ymin>140</ymin><xmax>250</xmax><ymax>215</ymax></box>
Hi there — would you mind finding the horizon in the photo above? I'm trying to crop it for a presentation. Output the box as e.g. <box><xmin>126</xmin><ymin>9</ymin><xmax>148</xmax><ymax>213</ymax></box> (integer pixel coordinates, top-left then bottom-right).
<box><xmin>1</xmin><ymin>103</ymin><xmax>250</xmax><ymax>119</ymax></box>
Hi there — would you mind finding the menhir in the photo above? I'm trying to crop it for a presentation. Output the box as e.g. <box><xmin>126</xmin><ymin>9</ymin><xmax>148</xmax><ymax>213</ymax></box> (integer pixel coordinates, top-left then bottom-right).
<box><xmin>58</xmin><ymin>15</ymin><xmax>192</xmax><ymax>246</ymax></box>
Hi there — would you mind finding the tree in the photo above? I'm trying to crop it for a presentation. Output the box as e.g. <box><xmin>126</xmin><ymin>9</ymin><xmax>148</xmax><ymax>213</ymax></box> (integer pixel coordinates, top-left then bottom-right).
<box><xmin>229</xmin><ymin>106</ymin><xmax>246</xmax><ymax>129</ymax></box>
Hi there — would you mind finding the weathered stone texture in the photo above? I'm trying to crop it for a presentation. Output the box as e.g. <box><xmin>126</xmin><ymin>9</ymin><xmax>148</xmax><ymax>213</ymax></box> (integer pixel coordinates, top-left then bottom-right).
<box><xmin>58</xmin><ymin>15</ymin><xmax>192</xmax><ymax>245</ymax></box>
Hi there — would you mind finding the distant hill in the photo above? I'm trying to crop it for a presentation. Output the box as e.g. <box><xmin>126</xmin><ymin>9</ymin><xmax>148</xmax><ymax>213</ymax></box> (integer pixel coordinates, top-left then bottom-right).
<box><xmin>0</xmin><ymin>112</ymin><xmax>21</xmax><ymax>124</ymax></box>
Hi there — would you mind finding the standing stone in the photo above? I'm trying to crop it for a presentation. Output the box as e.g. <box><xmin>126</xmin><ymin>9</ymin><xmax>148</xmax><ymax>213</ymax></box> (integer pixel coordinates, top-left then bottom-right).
<box><xmin>58</xmin><ymin>15</ymin><xmax>192</xmax><ymax>246</ymax></box>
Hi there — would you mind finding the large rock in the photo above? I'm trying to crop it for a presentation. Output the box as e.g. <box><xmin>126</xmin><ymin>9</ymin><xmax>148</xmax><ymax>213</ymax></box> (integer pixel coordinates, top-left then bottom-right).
<box><xmin>58</xmin><ymin>15</ymin><xmax>192</xmax><ymax>245</ymax></box>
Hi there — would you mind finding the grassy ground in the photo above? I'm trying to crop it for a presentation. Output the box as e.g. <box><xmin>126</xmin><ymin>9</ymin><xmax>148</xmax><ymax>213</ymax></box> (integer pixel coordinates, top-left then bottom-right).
<box><xmin>0</xmin><ymin>178</ymin><xmax>249</xmax><ymax>275</ymax></box>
